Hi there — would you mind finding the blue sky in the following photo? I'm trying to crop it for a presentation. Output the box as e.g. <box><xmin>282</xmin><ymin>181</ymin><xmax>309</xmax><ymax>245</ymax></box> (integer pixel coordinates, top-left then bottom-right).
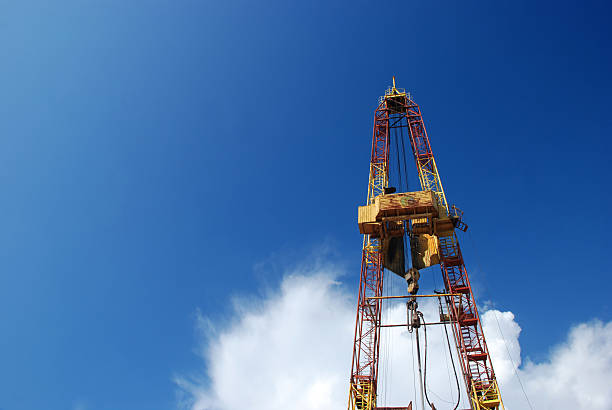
<box><xmin>1</xmin><ymin>1</ymin><xmax>611</xmax><ymax>409</ymax></box>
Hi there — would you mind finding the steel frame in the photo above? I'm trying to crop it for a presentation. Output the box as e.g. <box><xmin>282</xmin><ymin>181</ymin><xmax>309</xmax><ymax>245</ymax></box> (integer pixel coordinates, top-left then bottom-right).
<box><xmin>347</xmin><ymin>84</ymin><xmax>503</xmax><ymax>410</ymax></box>
<box><xmin>348</xmin><ymin>101</ymin><xmax>390</xmax><ymax>410</ymax></box>
<box><xmin>403</xmin><ymin>100</ymin><xmax>449</xmax><ymax>213</ymax></box>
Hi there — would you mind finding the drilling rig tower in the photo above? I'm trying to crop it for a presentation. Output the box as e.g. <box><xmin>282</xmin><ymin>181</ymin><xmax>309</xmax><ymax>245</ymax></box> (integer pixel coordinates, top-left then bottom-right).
<box><xmin>348</xmin><ymin>78</ymin><xmax>504</xmax><ymax>410</ymax></box>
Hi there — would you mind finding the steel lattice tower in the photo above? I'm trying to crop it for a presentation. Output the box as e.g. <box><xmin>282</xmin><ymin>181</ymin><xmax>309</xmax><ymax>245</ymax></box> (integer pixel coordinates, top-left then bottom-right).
<box><xmin>348</xmin><ymin>80</ymin><xmax>504</xmax><ymax>410</ymax></box>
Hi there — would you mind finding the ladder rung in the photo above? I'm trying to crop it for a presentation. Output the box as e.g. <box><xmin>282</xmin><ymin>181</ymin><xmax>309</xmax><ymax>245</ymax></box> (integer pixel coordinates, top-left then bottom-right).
<box><xmin>468</xmin><ymin>353</ymin><xmax>489</xmax><ymax>361</ymax></box>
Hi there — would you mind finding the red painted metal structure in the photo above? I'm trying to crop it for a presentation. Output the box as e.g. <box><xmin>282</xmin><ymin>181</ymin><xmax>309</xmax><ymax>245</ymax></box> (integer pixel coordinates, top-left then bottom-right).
<box><xmin>348</xmin><ymin>83</ymin><xmax>502</xmax><ymax>409</ymax></box>
<box><xmin>348</xmin><ymin>101</ymin><xmax>390</xmax><ymax>410</ymax></box>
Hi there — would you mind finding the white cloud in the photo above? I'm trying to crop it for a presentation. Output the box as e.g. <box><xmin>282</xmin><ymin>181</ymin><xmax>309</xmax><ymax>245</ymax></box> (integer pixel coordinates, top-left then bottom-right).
<box><xmin>175</xmin><ymin>266</ymin><xmax>612</xmax><ymax>410</ymax></box>
<box><xmin>175</xmin><ymin>265</ymin><xmax>355</xmax><ymax>410</ymax></box>
<box><xmin>485</xmin><ymin>311</ymin><xmax>612</xmax><ymax>410</ymax></box>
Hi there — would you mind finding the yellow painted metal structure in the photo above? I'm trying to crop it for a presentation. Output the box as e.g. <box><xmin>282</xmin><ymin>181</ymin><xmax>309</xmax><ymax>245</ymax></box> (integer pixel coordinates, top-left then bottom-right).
<box><xmin>348</xmin><ymin>79</ymin><xmax>504</xmax><ymax>410</ymax></box>
<box><xmin>471</xmin><ymin>380</ymin><xmax>506</xmax><ymax>410</ymax></box>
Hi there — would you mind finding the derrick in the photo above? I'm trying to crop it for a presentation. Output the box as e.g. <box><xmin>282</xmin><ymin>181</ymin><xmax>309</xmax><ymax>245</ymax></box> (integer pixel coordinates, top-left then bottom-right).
<box><xmin>348</xmin><ymin>99</ymin><xmax>390</xmax><ymax>410</ymax></box>
<box><xmin>347</xmin><ymin>79</ymin><xmax>503</xmax><ymax>410</ymax></box>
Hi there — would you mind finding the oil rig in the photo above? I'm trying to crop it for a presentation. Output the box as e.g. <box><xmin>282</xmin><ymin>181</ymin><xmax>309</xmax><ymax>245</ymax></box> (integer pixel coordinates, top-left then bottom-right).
<box><xmin>348</xmin><ymin>79</ymin><xmax>504</xmax><ymax>410</ymax></box>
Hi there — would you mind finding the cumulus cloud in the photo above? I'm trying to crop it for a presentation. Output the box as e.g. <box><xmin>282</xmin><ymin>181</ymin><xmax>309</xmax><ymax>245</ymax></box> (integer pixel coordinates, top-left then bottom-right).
<box><xmin>175</xmin><ymin>264</ymin><xmax>355</xmax><ymax>410</ymax></box>
<box><xmin>484</xmin><ymin>312</ymin><xmax>612</xmax><ymax>410</ymax></box>
<box><xmin>175</xmin><ymin>265</ymin><xmax>612</xmax><ymax>410</ymax></box>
